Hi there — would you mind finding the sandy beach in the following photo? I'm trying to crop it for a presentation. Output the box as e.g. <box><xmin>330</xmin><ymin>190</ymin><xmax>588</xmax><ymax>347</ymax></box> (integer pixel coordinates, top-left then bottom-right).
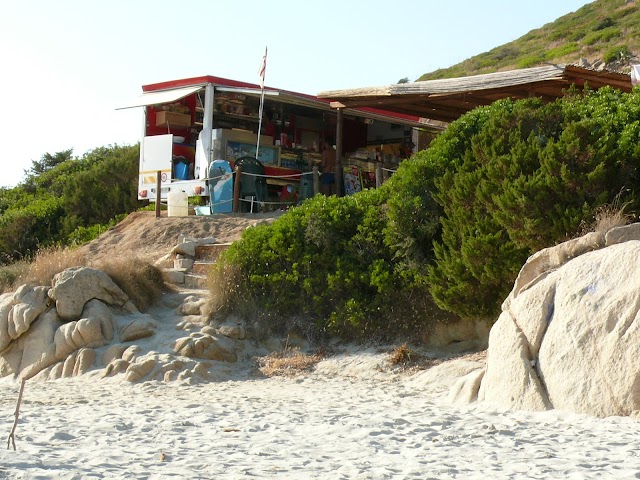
<box><xmin>2</xmin><ymin>347</ymin><xmax>640</xmax><ymax>480</ymax></box>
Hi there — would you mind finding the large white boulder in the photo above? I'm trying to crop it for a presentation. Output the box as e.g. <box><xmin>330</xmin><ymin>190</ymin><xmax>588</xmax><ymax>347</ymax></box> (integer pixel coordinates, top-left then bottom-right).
<box><xmin>49</xmin><ymin>267</ymin><xmax>129</xmax><ymax>321</ymax></box>
<box><xmin>471</xmin><ymin>224</ymin><xmax>640</xmax><ymax>418</ymax></box>
<box><xmin>0</xmin><ymin>309</ymin><xmax>62</xmax><ymax>378</ymax></box>
<box><xmin>0</xmin><ymin>285</ymin><xmax>50</xmax><ymax>351</ymax></box>
<box><xmin>537</xmin><ymin>242</ymin><xmax>640</xmax><ymax>417</ymax></box>
<box><xmin>476</xmin><ymin>310</ymin><xmax>551</xmax><ymax>411</ymax></box>
<box><xmin>0</xmin><ymin>296</ymin><xmax>119</xmax><ymax>380</ymax></box>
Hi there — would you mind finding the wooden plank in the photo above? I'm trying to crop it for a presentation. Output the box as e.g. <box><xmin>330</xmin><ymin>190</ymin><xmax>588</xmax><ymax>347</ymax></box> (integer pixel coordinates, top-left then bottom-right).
<box><xmin>319</xmin><ymin>64</ymin><xmax>632</xmax><ymax>124</ymax></box>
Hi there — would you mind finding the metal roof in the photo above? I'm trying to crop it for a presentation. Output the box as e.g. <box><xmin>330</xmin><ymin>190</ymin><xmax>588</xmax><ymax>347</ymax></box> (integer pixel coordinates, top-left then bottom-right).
<box><xmin>119</xmin><ymin>75</ymin><xmax>429</xmax><ymax>129</ymax></box>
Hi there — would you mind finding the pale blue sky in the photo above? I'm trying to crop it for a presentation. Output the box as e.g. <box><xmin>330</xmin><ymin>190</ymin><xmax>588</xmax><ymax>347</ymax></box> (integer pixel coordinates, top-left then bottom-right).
<box><xmin>0</xmin><ymin>0</ymin><xmax>592</xmax><ymax>187</ymax></box>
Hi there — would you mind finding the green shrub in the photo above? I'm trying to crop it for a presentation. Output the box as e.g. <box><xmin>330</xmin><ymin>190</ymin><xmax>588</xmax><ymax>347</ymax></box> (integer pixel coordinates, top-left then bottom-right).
<box><xmin>582</xmin><ymin>26</ymin><xmax>622</xmax><ymax>45</ymax></box>
<box><xmin>516</xmin><ymin>55</ymin><xmax>545</xmax><ymax>69</ymax></box>
<box><xmin>210</xmin><ymin>188</ymin><xmax>445</xmax><ymax>340</ymax></box>
<box><xmin>0</xmin><ymin>144</ymin><xmax>143</xmax><ymax>263</ymax></box>
<box><xmin>549</xmin><ymin>28</ymin><xmax>572</xmax><ymax>42</ymax></box>
<box><xmin>593</xmin><ymin>16</ymin><xmax>614</xmax><ymax>31</ymax></box>
<box><xmin>60</xmin><ymin>145</ymin><xmax>142</xmax><ymax>232</ymax></box>
<box><xmin>426</xmin><ymin>87</ymin><xmax>640</xmax><ymax>319</ymax></box>
<box><xmin>544</xmin><ymin>42</ymin><xmax>579</xmax><ymax>60</ymax></box>
<box><xmin>569</xmin><ymin>29</ymin><xmax>587</xmax><ymax>41</ymax></box>
<box><xmin>0</xmin><ymin>195</ymin><xmax>65</xmax><ymax>264</ymax></box>
<box><xmin>603</xmin><ymin>44</ymin><xmax>631</xmax><ymax>63</ymax></box>
<box><xmin>67</xmin><ymin>213</ymin><xmax>128</xmax><ymax>246</ymax></box>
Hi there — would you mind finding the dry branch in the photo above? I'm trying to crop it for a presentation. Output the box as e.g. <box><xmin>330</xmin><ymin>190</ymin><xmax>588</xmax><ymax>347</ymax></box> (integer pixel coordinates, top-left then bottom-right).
<box><xmin>7</xmin><ymin>379</ymin><xmax>25</xmax><ymax>451</ymax></box>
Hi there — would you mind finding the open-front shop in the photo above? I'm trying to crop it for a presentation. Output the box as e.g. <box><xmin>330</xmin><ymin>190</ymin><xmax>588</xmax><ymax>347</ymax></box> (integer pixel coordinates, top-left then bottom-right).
<box><xmin>117</xmin><ymin>75</ymin><xmax>433</xmax><ymax>213</ymax></box>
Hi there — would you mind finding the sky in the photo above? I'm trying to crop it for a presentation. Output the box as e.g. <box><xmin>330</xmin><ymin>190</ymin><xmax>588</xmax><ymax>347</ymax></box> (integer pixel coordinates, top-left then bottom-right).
<box><xmin>0</xmin><ymin>0</ymin><xmax>593</xmax><ymax>188</ymax></box>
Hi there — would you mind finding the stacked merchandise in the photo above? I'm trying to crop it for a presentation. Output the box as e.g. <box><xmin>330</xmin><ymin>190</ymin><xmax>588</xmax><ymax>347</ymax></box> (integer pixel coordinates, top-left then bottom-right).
<box><xmin>280</xmin><ymin>150</ymin><xmax>303</xmax><ymax>170</ymax></box>
<box><xmin>343</xmin><ymin>165</ymin><xmax>362</xmax><ymax>196</ymax></box>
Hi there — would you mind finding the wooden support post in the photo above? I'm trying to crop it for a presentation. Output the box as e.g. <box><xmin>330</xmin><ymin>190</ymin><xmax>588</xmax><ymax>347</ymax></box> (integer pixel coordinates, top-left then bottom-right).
<box><xmin>233</xmin><ymin>166</ymin><xmax>242</xmax><ymax>213</ymax></box>
<box><xmin>335</xmin><ymin>108</ymin><xmax>344</xmax><ymax>197</ymax></box>
<box><xmin>155</xmin><ymin>171</ymin><xmax>161</xmax><ymax>218</ymax></box>
<box><xmin>7</xmin><ymin>379</ymin><xmax>25</xmax><ymax>451</ymax></box>
<box><xmin>312</xmin><ymin>166</ymin><xmax>320</xmax><ymax>196</ymax></box>
<box><xmin>375</xmin><ymin>161</ymin><xmax>383</xmax><ymax>188</ymax></box>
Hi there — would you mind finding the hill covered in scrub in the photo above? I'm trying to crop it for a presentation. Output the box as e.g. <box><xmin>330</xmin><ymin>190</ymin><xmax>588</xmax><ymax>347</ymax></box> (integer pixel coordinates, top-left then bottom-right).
<box><xmin>419</xmin><ymin>0</ymin><xmax>640</xmax><ymax>80</ymax></box>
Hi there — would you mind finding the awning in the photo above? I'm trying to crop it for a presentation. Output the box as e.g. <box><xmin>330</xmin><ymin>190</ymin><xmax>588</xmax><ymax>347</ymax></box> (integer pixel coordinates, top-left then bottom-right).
<box><xmin>116</xmin><ymin>85</ymin><xmax>203</xmax><ymax>110</ymax></box>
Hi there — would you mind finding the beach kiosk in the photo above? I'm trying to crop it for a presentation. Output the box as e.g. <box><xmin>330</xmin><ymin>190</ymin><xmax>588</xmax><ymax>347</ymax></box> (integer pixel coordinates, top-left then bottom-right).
<box><xmin>117</xmin><ymin>75</ymin><xmax>431</xmax><ymax>210</ymax></box>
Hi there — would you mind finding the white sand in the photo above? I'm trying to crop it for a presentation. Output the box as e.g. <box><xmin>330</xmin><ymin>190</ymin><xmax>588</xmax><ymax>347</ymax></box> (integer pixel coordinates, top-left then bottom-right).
<box><xmin>2</xmin><ymin>352</ymin><xmax>640</xmax><ymax>480</ymax></box>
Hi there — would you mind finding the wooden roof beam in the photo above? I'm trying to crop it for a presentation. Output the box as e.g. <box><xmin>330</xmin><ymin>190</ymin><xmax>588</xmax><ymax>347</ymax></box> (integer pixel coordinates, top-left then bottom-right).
<box><xmin>384</xmin><ymin>104</ymin><xmax>465</xmax><ymax>123</ymax></box>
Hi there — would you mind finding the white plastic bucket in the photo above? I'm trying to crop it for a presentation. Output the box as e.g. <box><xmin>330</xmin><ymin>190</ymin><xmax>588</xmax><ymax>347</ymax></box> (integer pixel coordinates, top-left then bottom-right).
<box><xmin>167</xmin><ymin>190</ymin><xmax>189</xmax><ymax>217</ymax></box>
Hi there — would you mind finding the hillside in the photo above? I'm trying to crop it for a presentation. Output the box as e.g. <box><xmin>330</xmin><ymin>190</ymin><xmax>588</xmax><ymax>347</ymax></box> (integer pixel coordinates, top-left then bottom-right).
<box><xmin>419</xmin><ymin>0</ymin><xmax>640</xmax><ymax>80</ymax></box>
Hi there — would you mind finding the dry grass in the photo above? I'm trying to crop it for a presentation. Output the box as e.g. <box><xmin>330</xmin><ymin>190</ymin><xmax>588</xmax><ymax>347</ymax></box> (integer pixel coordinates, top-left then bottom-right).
<box><xmin>94</xmin><ymin>255</ymin><xmax>165</xmax><ymax>312</ymax></box>
<box><xmin>388</xmin><ymin>343</ymin><xmax>443</xmax><ymax>372</ymax></box>
<box><xmin>0</xmin><ymin>246</ymin><xmax>164</xmax><ymax>312</ymax></box>
<box><xmin>578</xmin><ymin>193</ymin><xmax>635</xmax><ymax>237</ymax></box>
<box><xmin>256</xmin><ymin>348</ymin><xmax>324</xmax><ymax>377</ymax></box>
<box><xmin>17</xmin><ymin>246</ymin><xmax>87</xmax><ymax>288</ymax></box>
<box><xmin>389</xmin><ymin>343</ymin><xmax>416</xmax><ymax>366</ymax></box>
<box><xmin>205</xmin><ymin>262</ymin><xmax>240</xmax><ymax>313</ymax></box>
<box><xmin>591</xmin><ymin>202</ymin><xmax>634</xmax><ymax>235</ymax></box>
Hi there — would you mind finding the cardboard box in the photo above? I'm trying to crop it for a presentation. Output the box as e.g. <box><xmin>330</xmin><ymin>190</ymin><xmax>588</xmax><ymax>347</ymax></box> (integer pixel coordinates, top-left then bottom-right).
<box><xmin>155</xmin><ymin>111</ymin><xmax>191</xmax><ymax>128</ymax></box>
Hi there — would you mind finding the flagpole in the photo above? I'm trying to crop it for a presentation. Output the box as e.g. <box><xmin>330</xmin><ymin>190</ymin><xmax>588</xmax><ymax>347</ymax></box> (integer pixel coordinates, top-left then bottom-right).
<box><xmin>256</xmin><ymin>46</ymin><xmax>267</xmax><ymax>160</ymax></box>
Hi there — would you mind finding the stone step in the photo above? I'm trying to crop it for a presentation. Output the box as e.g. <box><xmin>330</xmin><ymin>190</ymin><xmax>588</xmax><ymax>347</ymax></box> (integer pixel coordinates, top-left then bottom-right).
<box><xmin>162</xmin><ymin>268</ymin><xmax>187</xmax><ymax>285</ymax></box>
<box><xmin>192</xmin><ymin>261</ymin><xmax>216</xmax><ymax>275</ymax></box>
<box><xmin>195</xmin><ymin>243</ymin><xmax>232</xmax><ymax>261</ymax></box>
<box><xmin>184</xmin><ymin>273</ymin><xmax>208</xmax><ymax>289</ymax></box>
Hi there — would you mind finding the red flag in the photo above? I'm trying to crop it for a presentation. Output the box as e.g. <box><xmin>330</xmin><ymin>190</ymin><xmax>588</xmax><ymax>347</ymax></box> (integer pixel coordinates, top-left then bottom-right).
<box><xmin>259</xmin><ymin>47</ymin><xmax>267</xmax><ymax>89</ymax></box>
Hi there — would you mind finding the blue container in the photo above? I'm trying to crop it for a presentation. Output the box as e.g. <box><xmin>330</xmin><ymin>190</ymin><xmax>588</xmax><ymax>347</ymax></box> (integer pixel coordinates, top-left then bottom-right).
<box><xmin>175</xmin><ymin>161</ymin><xmax>189</xmax><ymax>180</ymax></box>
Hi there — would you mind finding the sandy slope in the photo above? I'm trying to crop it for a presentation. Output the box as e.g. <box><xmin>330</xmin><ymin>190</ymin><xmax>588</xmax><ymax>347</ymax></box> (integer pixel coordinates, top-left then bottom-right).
<box><xmin>75</xmin><ymin>211</ymin><xmax>282</xmax><ymax>262</ymax></box>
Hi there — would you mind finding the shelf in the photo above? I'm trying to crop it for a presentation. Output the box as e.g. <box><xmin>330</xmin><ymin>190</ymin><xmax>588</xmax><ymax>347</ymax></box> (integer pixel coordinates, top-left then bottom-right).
<box><xmin>156</xmin><ymin>111</ymin><xmax>192</xmax><ymax>129</ymax></box>
<box><xmin>215</xmin><ymin>112</ymin><xmax>260</xmax><ymax>123</ymax></box>
<box><xmin>267</xmin><ymin>178</ymin><xmax>300</xmax><ymax>187</ymax></box>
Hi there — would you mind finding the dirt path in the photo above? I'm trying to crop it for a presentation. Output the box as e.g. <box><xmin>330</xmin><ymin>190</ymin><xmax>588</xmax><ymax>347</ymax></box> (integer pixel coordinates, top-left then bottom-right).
<box><xmin>76</xmin><ymin>211</ymin><xmax>282</xmax><ymax>262</ymax></box>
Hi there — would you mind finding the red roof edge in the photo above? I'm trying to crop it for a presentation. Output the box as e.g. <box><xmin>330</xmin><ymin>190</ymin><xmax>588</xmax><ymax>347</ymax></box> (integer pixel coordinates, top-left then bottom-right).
<box><xmin>142</xmin><ymin>75</ymin><xmax>423</xmax><ymax>124</ymax></box>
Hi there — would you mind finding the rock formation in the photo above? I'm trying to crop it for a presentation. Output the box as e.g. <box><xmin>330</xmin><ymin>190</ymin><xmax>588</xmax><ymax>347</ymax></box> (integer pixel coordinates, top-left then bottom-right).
<box><xmin>0</xmin><ymin>263</ymin><xmax>242</xmax><ymax>384</ymax></box>
<box><xmin>454</xmin><ymin>223</ymin><xmax>640</xmax><ymax>418</ymax></box>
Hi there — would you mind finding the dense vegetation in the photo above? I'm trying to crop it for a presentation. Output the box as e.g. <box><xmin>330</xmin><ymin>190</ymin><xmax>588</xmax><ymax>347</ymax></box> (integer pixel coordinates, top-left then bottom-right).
<box><xmin>213</xmin><ymin>86</ymin><xmax>640</xmax><ymax>339</ymax></box>
<box><xmin>418</xmin><ymin>0</ymin><xmax>640</xmax><ymax>80</ymax></box>
<box><xmin>209</xmin><ymin>190</ymin><xmax>445</xmax><ymax>341</ymax></box>
<box><xmin>427</xmin><ymin>86</ymin><xmax>640</xmax><ymax>317</ymax></box>
<box><xmin>0</xmin><ymin>145</ymin><xmax>143</xmax><ymax>264</ymax></box>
